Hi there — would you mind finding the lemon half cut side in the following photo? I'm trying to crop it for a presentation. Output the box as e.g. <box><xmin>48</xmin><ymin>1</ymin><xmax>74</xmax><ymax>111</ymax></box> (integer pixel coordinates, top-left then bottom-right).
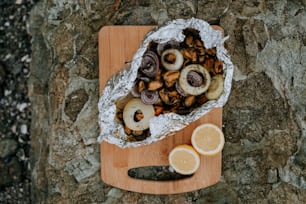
<box><xmin>168</xmin><ymin>144</ymin><xmax>200</xmax><ymax>175</ymax></box>
<box><xmin>191</xmin><ymin>123</ymin><xmax>225</xmax><ymax>156</ymax></box>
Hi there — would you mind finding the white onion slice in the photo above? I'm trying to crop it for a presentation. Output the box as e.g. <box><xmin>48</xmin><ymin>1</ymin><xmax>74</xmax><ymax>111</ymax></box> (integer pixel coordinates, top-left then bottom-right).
<box><xmin>123</xmin><ymin>98</ymin><xmax>154</xmax><ymax>131</ymax></box>
<box><xmin>161</xmin><ymin>49</ymin><xmax>184</xmax><ymax>71</ymax></box>
<box><xmin>179</xmin><ymin>64</ymin><xmax>211</xmax><ymax>96</ymax></box>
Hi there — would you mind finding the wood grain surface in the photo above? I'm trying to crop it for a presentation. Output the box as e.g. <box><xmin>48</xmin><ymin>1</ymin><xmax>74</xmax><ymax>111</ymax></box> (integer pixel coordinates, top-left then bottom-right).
<box><xmin>99</xmin><ymin>26</ymin><xmax>223</xmax><ymax>194</ymax></box>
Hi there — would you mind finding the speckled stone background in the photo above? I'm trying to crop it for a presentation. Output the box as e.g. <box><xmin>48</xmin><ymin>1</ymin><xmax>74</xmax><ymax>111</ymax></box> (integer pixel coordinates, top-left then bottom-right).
<box><xmin>29</xmin><ymin>0</ymin><xmax>306</xmax><ymax>203</ymax></box>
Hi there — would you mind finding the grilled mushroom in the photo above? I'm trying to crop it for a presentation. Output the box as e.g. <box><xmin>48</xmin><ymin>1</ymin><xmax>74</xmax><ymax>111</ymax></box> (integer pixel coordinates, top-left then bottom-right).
<box><xmin>163</xmin><ymin>71</ymin><xmax>180</xmax><ymax>88</ymax></box>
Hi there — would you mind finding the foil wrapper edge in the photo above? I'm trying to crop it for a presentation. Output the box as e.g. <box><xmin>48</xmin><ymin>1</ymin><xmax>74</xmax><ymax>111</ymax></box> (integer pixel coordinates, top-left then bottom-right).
<box><xmin>98</xmin><ymin>18</ymin><xmax>234</xmax><ymax>148</ymax></box>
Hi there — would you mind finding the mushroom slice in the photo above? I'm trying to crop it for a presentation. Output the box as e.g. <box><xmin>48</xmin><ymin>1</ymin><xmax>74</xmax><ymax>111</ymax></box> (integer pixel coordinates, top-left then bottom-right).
<box><xmin>147</xmin><ymin>80</ymin><xmax>163</xmax><ymax>91</ymax></box>
<box><xmin>182</xmin><ymin>48</ymin><xmax>197</xmax><ymax>62</ymax></box>
<box><xmin>163</xmin><ymin>71</ymin><xmax>180</xmax><ymax>88</ymax></box>
<box><xmin>194</xmin><ymin>39</ymin><xmax>204</xmax><ymax>48</ymax></box>
<box><xmin>185</xmin><ymin>35</ymin><xmax>194</xmax><ymax>47</ymax></box>
<box><xmin>124</xmin><ymin>126</ymin><xmax>132</xmax><ymax>135</ymax></box>
<box><xmin>138</xmin><ymin>80</ymin><xmax>146</xmax><ymax>93</ymax></box>
<box><xmin>159</xmin><ymin>88</ymin><xmax>170</xmax><ymax>105</ymax></box>
<box><xmin>184</xmin><ymin>95</ymin><xmax>196</xmax><ymax>107</ymax></box>
<box><xmin>161</xmin><ymin>49</ymin><xmax>184</xmax><ymax>71</ymax></box>
<box><xmin>179</xmin><ymin>64</ymin><xmax>211</xmax><ymax>96</ymax></box>
<box><xmin>154</xmin><ymin>106</ymin><xmax>163</xmax><ymax>116</ymax></box>
<box><xmin>213</xmin><ymin>59</ymin><xmax>224</xmax><ymax>74</ymax></box>
<box><xmin>123</xmin><ymin>98</ymin><xmax>155</xmax><ymax>131</ymax></box>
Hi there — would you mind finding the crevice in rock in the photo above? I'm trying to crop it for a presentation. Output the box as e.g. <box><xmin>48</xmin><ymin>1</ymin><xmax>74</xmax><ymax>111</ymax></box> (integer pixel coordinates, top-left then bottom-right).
<box><xmin>64</xmin><ymin>89</ymin><xmax>89</xmax><ymax>122</ymax></box>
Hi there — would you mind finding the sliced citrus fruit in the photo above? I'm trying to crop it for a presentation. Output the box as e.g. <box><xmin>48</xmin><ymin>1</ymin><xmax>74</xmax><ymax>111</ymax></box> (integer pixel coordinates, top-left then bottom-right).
<box><xmin>168</xmin><ymin>144</ymin><xmax>200</xmax><ymax>175</ymax></box>
<box><xmin>191</xmin><ymin>123</ymin><xmax>225</xmax><ymax>156</ymax></box>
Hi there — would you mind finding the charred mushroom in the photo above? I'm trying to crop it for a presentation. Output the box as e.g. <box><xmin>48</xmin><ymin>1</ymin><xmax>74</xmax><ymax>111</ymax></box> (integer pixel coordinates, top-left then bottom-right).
<box><xmin>163</xmin><ymin>71</ymin><xmax>180</xmax><ymax>88</ymax></box>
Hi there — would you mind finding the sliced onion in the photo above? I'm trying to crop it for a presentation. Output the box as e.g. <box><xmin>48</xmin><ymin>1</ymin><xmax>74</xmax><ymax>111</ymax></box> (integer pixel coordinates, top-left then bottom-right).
<box><xmin>131</xmin><ymin>83</ymin><xmax>140</xmax><ymax>97</ymax></box>
<box><xmin>175</xmin><ymin>81</ymin><xmax>189</xmax><ymax>97</ymax></box>
<box><xmin>179</xmin><ymin>64</ymin><xmax>211</xmax><ymax>96</ymax></box>
<box><xmin>141</xmin><ymin>90</ymin><xmax>159</xmax><ymax>105</ymax></box>
<box><xmin>140</xmin><ymin>51</ymin><xmax>159</xmax><ymax>78</ymax></box>
<box><xmin>138</xmin><ymin>76</ymin><xmax>150</xmax><ymax>83</ymax></box>
<box><xmin>187</xmin><ymin>70</ymin><xmax>203</xmax><ymax>87</ymax></box>
<box><xmin>161</xmin><ymin>49</ymin><xmax>184</xmax><ymax>71</ymax></box>
<box><xmin>123</xmin><ymin>98</ymin><xmax>154</xmax><ymax>131</ymax></box>
<box><xmin>157</xmin><ymin>40</ymin><xmax>180</xmax><ymax>56</ymax></box>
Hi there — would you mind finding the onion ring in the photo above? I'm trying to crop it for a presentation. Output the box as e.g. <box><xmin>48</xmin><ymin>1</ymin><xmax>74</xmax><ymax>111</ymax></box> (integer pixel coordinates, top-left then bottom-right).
<box><xmin>141</xmin><ymin>90</ymin><xmax>159</xmax><ymax>105</ymax></box>
<box><xmin>179</xmin><ymin>64</ymin><xmax>211</xmax><ymax>96</ymax></box>
<box><xmin>205</xmin><ymin>74</ymin><xmax>224</xmax><ymax>100</ymax></box>
<box><xmin>187</xmin><ymin>70</ymin><xmax>203</xmax><ymax>87</ymax></box>
<box><xmin>123</xmin><ymin>98</ymin><xmax>155</xmax><ymax>131</ymax></box>
<box><xmin>131</xmin><ymin>83</ymin><xmax>141</xmax><ymax>97</ymax></box>
<box><xmin>161</xmin><ymin>49</ymin><xmax>184</xmax><ymax>71</ymax></box>
<box><xmin>175</xmin><ymin>81</ymin><xmax>189</xmax><ymax>97</ymax></box>
<box><xmin>140</xmin><ymin>51</ymin><xmax>159</xmax><ymax>77</ymax></box>
<box><xmin>157</xmin><ymin>40</ymin><xmax>180</xmax><ymax>56</ymax></box>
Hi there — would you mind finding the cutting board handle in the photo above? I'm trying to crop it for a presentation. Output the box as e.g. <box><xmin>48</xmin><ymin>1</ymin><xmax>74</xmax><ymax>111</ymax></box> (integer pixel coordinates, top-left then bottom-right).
<box><xmin>100</xmin><ymin>108</ymin><xmax>222</xmax><ymax>195</ymax></box>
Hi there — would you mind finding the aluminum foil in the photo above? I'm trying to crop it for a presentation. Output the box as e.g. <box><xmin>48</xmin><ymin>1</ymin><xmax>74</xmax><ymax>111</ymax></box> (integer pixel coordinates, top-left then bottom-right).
<box><xmin>98</xmin><ymin>18</ymin><xmax>234</xmax><ymax>148</ymax></box>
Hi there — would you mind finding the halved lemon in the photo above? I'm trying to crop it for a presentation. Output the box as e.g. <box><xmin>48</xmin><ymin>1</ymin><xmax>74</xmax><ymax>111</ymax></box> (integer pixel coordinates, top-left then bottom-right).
<box><xmin>168</xmin><ymin>144</ymin><xmax>200</xmax><ymax>175</ymax></box>
<box><xmin>191</xmin><ymin>123</ymin><xmax>225</xmax><ymax>156</ymax></box>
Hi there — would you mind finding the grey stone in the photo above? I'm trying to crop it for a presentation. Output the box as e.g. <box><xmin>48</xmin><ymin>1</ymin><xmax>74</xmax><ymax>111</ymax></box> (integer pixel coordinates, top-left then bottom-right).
<box><xmin>294</xmin><ymin>137</ymin><xmax>306</xmax><ymax>166</ymax></box>
<box><xmin>12</xmin><ymin>63</ymin><xmax>23</xmax><ymax>75</ymax></box>
<box><xmin>165</xmin><ymin>0</ymin><xmax>196</xmax><ymax>19</ymax></box>
<box><xmin>29</xmin><ymin>0</ymin><xmax>306</xmax><ymax>203</ymax></box>
<box><xmin>151</xmin><ymin>9</ymin><xmax>170</xmax><ymax>25</ymax></box>
<box><xmin>196</xmin><ymin>181</ymin><xmax>240</xmax><ymax>204</ymax></box>
<box><xmin>264</xmin><ymin>129</ymin><xmax>298</xmax><ymax>167</ymax></box>
<box><xmin>20</xmin><ymin>124</ymin><xmax>28</xmax><ymax>135</ymax></box>
<box><xmin>64</xmin><ymin>155</ymin><xmax>100</xmax><ymax>182</ymax></box>
<box><xmin>268</xmin><ymin>169</ymin><xmax>278</xmax><ymax>184</ymax></box>
<box><xmin>196</xmin><ymin>0</ymin><xmax>231</xmax><ymax>23</ymax></box>
<box><xmin>278</xmin><ymin>166</ymin><xmax>306</xmax><ymax>189</ymax></box>
<box><xmin>268</xmin><ymin>183</ymin><xmax>306</xmax><ymax>203</ymax></box>
<box><xmin>16</xmin><ymin>102</ymin><xmax>28</xmax><ymax>112</ymax></box>
<box><xmin>223</xmin><ymin>73</ymin><xmax>292</xmax><ymax>143</ymax></box>
<box><xmin>0</xmin><ymin>157</ymin><xmax>22</xmax><ymax>186</ymax></box>
<box><xmin>0</xmin><ymin>62</ymin><xmax>5</xmax><ymax>84</ymax></box>
<box><xmin>64</xmin><ymin>89</ymin><xmax>89</xmax><ymax>122</ymax></box>
<box><xmin>0</xmin><ymin>139</ymin><xmax>18</xmax><ymax>158</ymax></box>
<box><xmin>102</xmin><ymin>188</ymin><xmax>124</xmax><ymax>204</ymax></box>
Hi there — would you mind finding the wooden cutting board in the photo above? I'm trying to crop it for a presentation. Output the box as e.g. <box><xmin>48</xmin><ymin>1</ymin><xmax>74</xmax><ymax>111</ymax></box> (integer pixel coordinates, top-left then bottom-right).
<box><xmin>99</xmin><ymin>26</ymin><xmax>223</xmax><ymax>194</ymax></box>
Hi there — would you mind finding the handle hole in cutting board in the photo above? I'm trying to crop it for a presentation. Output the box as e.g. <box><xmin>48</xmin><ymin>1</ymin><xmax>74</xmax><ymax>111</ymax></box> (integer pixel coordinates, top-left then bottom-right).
<box><xmin>127</xmin><ymin>166</ymin><xmax>193</xmax><ymax>181</ymax></box>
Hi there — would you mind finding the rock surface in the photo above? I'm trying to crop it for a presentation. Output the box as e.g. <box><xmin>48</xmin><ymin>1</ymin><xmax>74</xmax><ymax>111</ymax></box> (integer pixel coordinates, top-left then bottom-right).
<box><xmin>0</xmin><ymin>139</ymin><xmax>18</xmax><ymax>159</ymax></box>
<box><xmin>0</xmin><ymin>1</ymin><xmax>33</xmax><ymax>203</ymax></box>
<box><xmin>29</xmin><ymin>0</ymin><xmax>306</xmax><ymax>203</ymax></box>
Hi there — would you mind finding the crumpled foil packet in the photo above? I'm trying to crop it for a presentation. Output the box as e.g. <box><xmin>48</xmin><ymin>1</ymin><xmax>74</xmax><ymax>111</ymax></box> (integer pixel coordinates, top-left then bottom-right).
<box><xmin>98</xmin><ymin>18</ymin><xmax>234</xmax><ymax>148</ymax></box>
